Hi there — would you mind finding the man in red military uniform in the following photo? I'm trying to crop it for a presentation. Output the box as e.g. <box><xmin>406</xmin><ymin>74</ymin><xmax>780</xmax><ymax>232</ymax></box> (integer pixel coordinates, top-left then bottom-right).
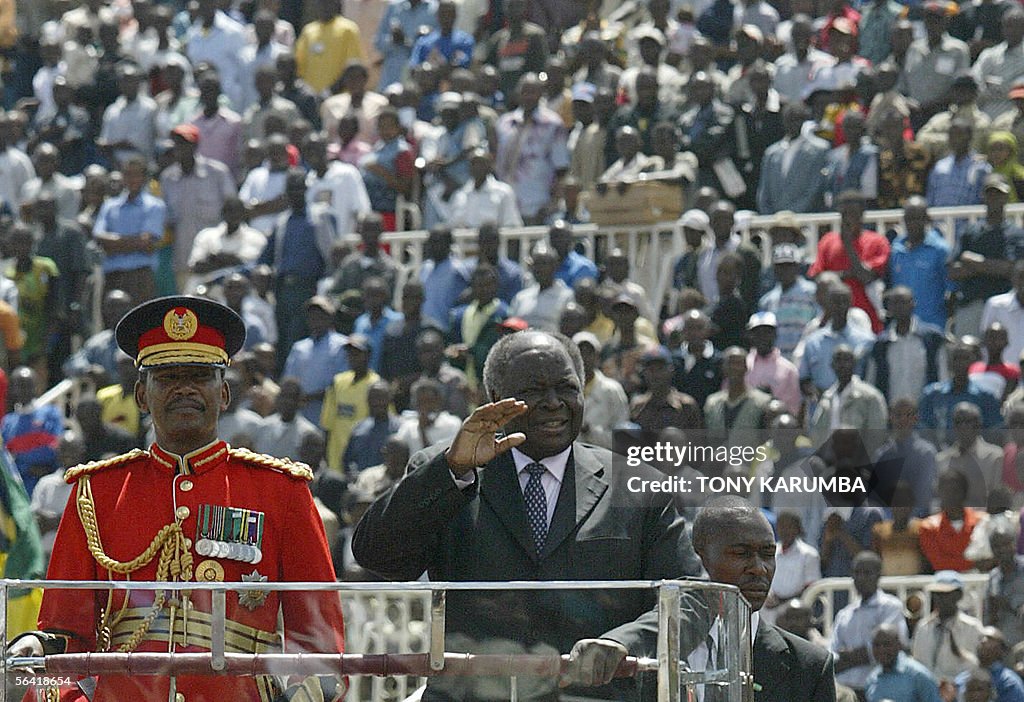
<box><xmin>9</xmin><ymin>296</ymin><xmax>346</xmax><ymax>702</ymax></box>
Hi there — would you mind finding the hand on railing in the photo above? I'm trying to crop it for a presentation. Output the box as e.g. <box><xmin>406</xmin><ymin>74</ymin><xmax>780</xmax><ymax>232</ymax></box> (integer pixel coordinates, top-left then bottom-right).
<box><xmin>6</xmin><ymin>632</ymin><xmax>44</xmax><ymax>672</ymax></box>
<box><xmin>559</xmin><ymin>638</ymin><xmax>629</xmax><ymax>688</ymax></box>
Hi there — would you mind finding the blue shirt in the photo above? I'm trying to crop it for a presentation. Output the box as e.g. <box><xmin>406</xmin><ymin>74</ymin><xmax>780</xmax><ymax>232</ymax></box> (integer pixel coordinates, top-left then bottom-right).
<box><xmin>830</xmin><ymin>585</ymin><xmax>908</xmax><ymax>687</ymax></box>
<box><xmin>918</xmin><ymin>379</ymin><xmax>1003</xmax><ymax>445</ymax></box>
<box><xmin>409</xmin><ymin>29</ymin><xmax>475</xmax><ymax>68</ymax></box>
<box><xmin>374</xmin><ymin>0</ymin><xmax>438</xmax><ymax>90</ymax></box>
<box><xmin>865</xmin><ymin>652</ymin><xmax>941</xmax><ymax>702</ymax></box>
<box><xmin>469</xmin><ymin>256</ymin><xmax>524</xmax><ymax>303</ymax></box>
<box><xmin>93</xmin><ymin>191</ymin><xmax>166</xmax><ymax>273</ymax></box>
<box><xmin>555</xmin><ymin>250</ymin><xmax>599</xmax><ymax>289</ymax></box>
<box><xmin>419</xmin><ymin>256</ymin><xmax>470</xmax><ymax>332</ymax></box>
<box><xmin>798</xmin><ymin>323</ymin><xmax>877</xmax><ymax>391</ymax></box>
<box><xmin>926</xmin><ymin>153</ymin><xmax>989</xmax><ymax>208</ymax></box>
<box><xmin>759</xmin><ymin>277</ymin><xmax>820</xmax><ymax>359</ymax></box>
<box><xmin>889</xmin><ymin>229</ymin><xmax>952</xmax><ymax>328</ymax></box>
<box><xmin>342</xmin><ymin>415</ymin><xmax>402</xmax><ymax>473</ymax></box>
<box><xmin>957</xmin><ymin>663</ymin><xmax>1024</xmax><ymax>702</ymax></box>
<box><xmin>282</xmin><ymin>330</ymin><xmax>350</xmax><ymax>425</ymax></box>
<box><xmin>354</xmin><ymin>307</ymin><xmax>404</xmax><ymax>372</ymax></box>
<box><xmin>1</xmin><ymin>405</ymin><xmax>64</xmax><ymax>496</ymax></box>
<box><xmin>873</xmin><ymin>434</ymin><xmax>938</xmax><ymax>518</ymax></box>
<box><xmin>258</xmin><ymin>213</ymin><xmax>326</xmax><ymax>279</ymax></box>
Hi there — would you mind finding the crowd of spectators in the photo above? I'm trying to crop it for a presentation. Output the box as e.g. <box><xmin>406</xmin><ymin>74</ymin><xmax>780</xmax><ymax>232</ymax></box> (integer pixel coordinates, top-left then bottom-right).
<box><xmin>10</xmin><ymin>0</ymin><xmax>1024</xmax><ymax>699</ymax></box>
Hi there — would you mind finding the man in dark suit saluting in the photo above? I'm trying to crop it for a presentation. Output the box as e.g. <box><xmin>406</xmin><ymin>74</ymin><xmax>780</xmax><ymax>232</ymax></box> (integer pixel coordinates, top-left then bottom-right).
<box><xmin>691</xmin><ymin>496</ymin><xmax>837</xmax><ymax>702</ymax></box>
<box><xmin>352</xmin><ymin>330</ymin><xmax>701</xmax><ymax>700</ymax></box>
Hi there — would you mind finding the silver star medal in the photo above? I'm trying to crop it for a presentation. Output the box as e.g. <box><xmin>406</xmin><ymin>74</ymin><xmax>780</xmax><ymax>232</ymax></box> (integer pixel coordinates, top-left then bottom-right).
<box><xmin>239</xmin><ymin>570</ymin><xmax>269</xmax><ymax>611</ymax></box>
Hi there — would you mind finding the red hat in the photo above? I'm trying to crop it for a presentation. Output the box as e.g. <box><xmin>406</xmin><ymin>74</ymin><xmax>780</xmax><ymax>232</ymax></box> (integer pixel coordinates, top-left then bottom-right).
<box><xmin>116</xmin><ymin>296</ymin><xmax>245</xmax><ymax>369</ymax></box>
<box><xmin>170</xmin><ymin>124</ymin><xmax>200</xmax><ymax>144</ymax></box>
<box><xmin>498</xmin><ymin>317</ymin><xmax>529</xmax><ymax>333</ymax></box>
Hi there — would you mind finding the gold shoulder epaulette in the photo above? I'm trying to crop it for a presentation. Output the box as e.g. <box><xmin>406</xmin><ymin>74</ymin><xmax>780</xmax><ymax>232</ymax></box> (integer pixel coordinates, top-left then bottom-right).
<box><xmin>227</xmin><ymin>447</ymin><xmax>313</xmax><ymax>481</ymax></box>
<box><xmin>63</xmin><ymin>449</ymin><xmax>149</xmax><ymax>483</ymax></box>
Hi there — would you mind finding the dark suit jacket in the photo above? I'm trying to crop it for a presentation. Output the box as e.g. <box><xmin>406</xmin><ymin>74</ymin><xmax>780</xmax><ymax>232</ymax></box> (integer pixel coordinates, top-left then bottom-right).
<box><xmin>672</xmin><ymin>350</ymin><xmax>723</xmax><ymax>409</ymax></box>
<box><xmin>352</xmin><ymin>441</ymin><xmax>701</xmax><ymax>700</ymax></box>
<box><xmin>606</xmin><ymin>608</ymin><xmax>837</xmax><ymax>702</ymax></box>
<box><xmin>753</xmin><ymin>623</ymin><xmax>836</xmax><ymax>702</ymax></box>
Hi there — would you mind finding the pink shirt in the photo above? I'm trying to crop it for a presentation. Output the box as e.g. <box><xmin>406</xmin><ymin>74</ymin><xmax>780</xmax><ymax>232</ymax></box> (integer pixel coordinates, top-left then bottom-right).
<box><xmin>746</xmin><ymin>348</ymin><xmax>802</xmax><ymax>415</ymax></box>
<box><xmin>329</xmin><ymin>138</ymin><xmax>371</xmax><ymax>166</ymax></box>
<box><xmin>191</xmin><ymin>108</ymin><xmax>242</xmax><ymax>176</ymax></box>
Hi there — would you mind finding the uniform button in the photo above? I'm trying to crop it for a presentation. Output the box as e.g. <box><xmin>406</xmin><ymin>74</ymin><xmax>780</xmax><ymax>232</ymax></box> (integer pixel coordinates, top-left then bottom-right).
<box><xmin>176</xmin><ymin>506</ymin><xmax>190</xmax><ymax>520</ymax></box>
<box><xmin>175</xmin><ymin>693</ymin><xmax>185</xmax><ymax>702</ymax></box>
<box><xmin>180</xmin><ymin>480</ymin><xmax>194</xmax><ymax>492</ymax></box>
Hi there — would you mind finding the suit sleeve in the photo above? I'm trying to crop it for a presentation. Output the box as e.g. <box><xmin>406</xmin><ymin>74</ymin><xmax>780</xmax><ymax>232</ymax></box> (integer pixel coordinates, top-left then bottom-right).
<box><xmin>812</xmin><ymin>648</ymin><xmax>837</xmax><ymax>702</ymax></box>
<box><xmin>351</xmin><ymin>446</ymin><xmax>473</xmax><ymax>580</ymax></box>
<box><xmin>600</xmin><ymin>591</ymin><xmax>710</xmax><ymax>659</ymax></box>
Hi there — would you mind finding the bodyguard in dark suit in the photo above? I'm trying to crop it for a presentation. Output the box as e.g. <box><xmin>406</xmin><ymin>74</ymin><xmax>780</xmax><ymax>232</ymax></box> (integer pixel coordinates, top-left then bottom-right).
<box><xmin>757</xmin><ymin>103</ymin><xmax>831</xmax><ymax>215</ymax></box>
<box><xmin>672</xmin><ymin>310</ymin><xmax>724</xmax><ymax>409</ymax></box>
<box><xmin>352</xmin><ymin>330</ymin><xmax>701</xmax><ymax>701</ymax></box>
<box><xmin>694</xmin><ymin>497</ymin><xmax>837</xmax><ymax>702</ymax></box>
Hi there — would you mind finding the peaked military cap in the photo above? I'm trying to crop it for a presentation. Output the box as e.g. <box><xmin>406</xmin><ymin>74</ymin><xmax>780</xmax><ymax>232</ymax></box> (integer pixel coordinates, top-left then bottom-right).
<box><xmin>115</xmin><ymin>296</ymin><xmax>246</xmax><ymax>369</ymax></box>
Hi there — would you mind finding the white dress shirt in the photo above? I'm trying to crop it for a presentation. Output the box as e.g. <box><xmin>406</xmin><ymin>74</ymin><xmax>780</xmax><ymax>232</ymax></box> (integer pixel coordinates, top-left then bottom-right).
<box><xmin>450</xmin><ymin>446</ymin><xmax>571</xmax><ymax>529</ymax></box>
<box><xmin>511</xmin><ymin>446</ymin><xmax>570</xmax><ymax>526</ymax></box>
<box><xmin>687</xmin><ymin>612</ymin><xmax>761</xmax><ymax>702</ymax></box>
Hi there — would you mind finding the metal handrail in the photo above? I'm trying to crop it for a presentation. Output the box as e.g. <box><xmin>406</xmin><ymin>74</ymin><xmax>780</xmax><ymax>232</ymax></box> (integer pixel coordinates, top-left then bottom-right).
<box><xmin>801</xmin><ymin>573</ymin><xmax>991</xmax><ymax>639</ymax></box>
<box><xmin>0</xmin><ymin>578</ymin><xmax>753</xmax><ymax>702</ymax></box>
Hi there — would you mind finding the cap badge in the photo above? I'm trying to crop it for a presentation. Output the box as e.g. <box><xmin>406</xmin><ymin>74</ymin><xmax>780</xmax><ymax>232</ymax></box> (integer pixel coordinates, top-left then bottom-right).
<box><xmin>164</xmin><ymin>308</ymin><xmax>198</xmax><ymax>341</ymax></box>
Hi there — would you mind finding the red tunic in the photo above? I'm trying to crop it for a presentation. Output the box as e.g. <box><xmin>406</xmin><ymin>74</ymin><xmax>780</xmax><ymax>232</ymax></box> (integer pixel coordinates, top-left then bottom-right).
<box><xmin>808</xmin><ymin>230</ymin><xmax>891</xmax><ymax>333</ymax></box>
<box><xmin>35</xmin><ymin>441</ymin><xmax>346</xmax><ymax>702</ymax></box>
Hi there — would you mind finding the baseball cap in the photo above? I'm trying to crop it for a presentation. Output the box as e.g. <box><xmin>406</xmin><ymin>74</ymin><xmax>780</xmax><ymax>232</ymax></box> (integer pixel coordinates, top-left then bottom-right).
<box><xmin>746</xmin><ymin>311</ymin><xmax>778</xmax><ymax>330</ymax></box>
<box><xmin>572</xmin><ymin>331</ymin><xmax>602</xmax><ymax>351</ymax></box>
<box><xmin>633</xmin><ymin>26</ymin><xmax>666</xmax><ymax>45</ymax></box>
<box><xmin>925</xmin><ymin>570</ymin><xmax>964</xmax><ymax>593</ymax></box>
<box><xmin>499</xmin><ymin>317</ymin><xmax>530</xmax><ymax>332</ymax></box>
<box><xmin>344</xmin><ymin>334</ymin><xmax>371</xmax><ymax>352</ymax></box>
<box><xmin>571</xmin><ymin>82</ymin><xmax>597</xmax><ymax>103</ymax></box>
<box><xmin>305</xmin><ymin>295</ymin><xmax>337</xmax><ymax>315</ymax></box>
<box><xmin>984</xmin><ymin>173</ymin><xmax>1011</xmax><ymax>194</ymax></box>
<box><xmin>772</xmin><ymin>243</ymin><xmax>802</xmax><ymax>264</ymax></box>
<box><xmin>612</xmin><ymin>292</ymin><xmax>640</xmax><ymax>311</ymax></box>
<box><xmin>1011</xmin><ymin>81</ymin><xmax>1024</xmax><ymax>100</ymax></box>
<box><xmin>170</xmin><ymin>124</ymin><xmax>200</xmax><ymax>144</ymax></box>
<box><xmin>640</xmin><ymin>346</ymin><xmax>673</xmax><ymax>363</ymax></box>
<box><xmin>437</xmin><ymin>91</ymin><xmax>462</xmax><ymax>110</ymax></box>
<box><xmin>678</xmin><ymin>209</ymin><xmax>711</xmax><ymax>230</ymax></box>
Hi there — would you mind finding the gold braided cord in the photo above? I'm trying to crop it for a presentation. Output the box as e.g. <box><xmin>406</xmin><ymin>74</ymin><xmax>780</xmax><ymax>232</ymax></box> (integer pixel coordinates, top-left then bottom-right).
<box><xmin>75</xmin><ymin>476</ymin><xmax>194</xmax><ymax>652</ymax></box>
<box><xmin>228</xmin><ymin>447</ymin><xmax>313</xmax><ymax>481</ymax></box>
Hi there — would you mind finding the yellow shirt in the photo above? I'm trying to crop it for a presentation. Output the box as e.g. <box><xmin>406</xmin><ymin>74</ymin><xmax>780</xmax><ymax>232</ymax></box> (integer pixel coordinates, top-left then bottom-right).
<box><xmin>320</xmin><ymin>370</ymin><xmax>380</xmax><ymax>472</ymax></box>
<box><xmin>295</xmin><ymin>16</ymin><xmax>364</xmax><ymax>94</ymax></box>
<box><xmin>97</xmin><ymin>384</ymin><xmax>140</xmax><ymax>437</ymax></box>
<box><xmin>585</xmin><ymin>314</ymin><xmax>616</xmax><ymax>345</ymax></box>
<box><xmin>0</xmin><ymin>0</ymin><xmax>16</xmax><ymax>50</ymax></box>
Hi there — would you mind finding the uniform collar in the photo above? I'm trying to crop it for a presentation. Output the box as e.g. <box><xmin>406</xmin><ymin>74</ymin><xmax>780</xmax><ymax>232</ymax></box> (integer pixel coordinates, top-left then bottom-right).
<box><xmin>150</xmin><ymin>439</ymin><xmax>229</xmax><ymax>476</ymax></box>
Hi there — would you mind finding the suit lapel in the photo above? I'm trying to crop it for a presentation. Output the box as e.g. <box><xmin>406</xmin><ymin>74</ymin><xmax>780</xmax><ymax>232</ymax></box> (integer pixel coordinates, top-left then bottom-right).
<box><xmin>542</xmin><ymin>444</ymin><xmax>608</xmax><ymax>558</ymax></box>
<box><xmin>478</xmin><ymin>450</ymin><xmax>536</xmax><ymax>558</ymax></box>
<box><xmin>752</xmin><ymin>624</ymin><xmax>792</xmax><ymax>702</ymax></box>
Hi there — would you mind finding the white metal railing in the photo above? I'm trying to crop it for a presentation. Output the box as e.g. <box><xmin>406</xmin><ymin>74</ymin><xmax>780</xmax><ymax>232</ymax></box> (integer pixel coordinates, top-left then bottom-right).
<box><xmin>379</xmin><ymin>204</ymin><xmax>1024</xmax><ymax>320</ymax></box>
<box><xmin>801</xmin><ymin>573</ymin><xmax>991</xmax><ymax>640</ymax></box>
<box><xmin>0</xmin><ymin>579</ymin><xmax>752</xmax><ymax>702</ymax></box>
<box><xmin>29</xmin><ymin>378</ymin><xmax>80</xmax><ymax>421</ymax></box>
